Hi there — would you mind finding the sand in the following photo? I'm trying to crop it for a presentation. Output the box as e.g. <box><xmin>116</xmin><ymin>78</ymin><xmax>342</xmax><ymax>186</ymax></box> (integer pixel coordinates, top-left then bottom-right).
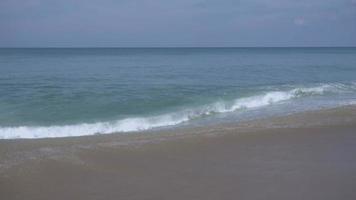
<box><xmin>1</xmin><ymin>106</ymin><xmax>356</xmax><ymax>200</ymax></box>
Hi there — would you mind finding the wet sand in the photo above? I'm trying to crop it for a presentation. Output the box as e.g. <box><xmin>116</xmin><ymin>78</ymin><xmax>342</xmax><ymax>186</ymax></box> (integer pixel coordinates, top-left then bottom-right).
<box><xmin>1</xmin><ymin>106</ymin><xmax>356</xmax><ymax>200</ymax></box>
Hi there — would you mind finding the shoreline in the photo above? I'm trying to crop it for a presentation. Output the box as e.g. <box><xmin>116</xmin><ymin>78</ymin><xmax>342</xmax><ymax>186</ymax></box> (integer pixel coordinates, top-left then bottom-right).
<box><xmin>1</xmin><ymin>105</ymin><xmax>356</xmax><ymax>199</ymax></box>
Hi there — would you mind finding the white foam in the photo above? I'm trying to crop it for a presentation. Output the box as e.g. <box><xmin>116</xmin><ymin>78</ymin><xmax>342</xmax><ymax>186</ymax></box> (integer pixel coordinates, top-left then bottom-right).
<box><xmin>0</xmin><ymin>83</ymin><xmax>353</xmax><ymax>139</ymax></box>
<box><xmin>0</xmin><ymin>115</ymin><xmax>190</xmax><ymax>139</ymax></box>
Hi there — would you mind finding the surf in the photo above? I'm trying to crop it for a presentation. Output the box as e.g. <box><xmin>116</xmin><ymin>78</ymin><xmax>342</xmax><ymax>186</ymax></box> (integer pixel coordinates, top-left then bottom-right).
<box><xmin>1</xmin><ymin>83</ymin><xmax>355</xmax><ymax>139</ymax></box>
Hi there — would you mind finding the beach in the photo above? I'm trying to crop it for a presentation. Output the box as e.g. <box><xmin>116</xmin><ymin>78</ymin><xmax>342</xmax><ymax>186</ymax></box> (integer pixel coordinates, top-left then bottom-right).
<box><xmin>1</xmin><ymin>105</ymin><xmax>356</xmax><ymax>200</ymax></box>
<box><xmin>2</xmin><ymin>0</ymin><xmax>356</xmax><ymax>199</ymax></box>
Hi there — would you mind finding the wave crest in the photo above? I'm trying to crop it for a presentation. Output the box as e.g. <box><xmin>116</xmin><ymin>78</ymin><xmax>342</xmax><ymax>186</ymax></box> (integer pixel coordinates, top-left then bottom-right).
<box><xmin>1</xmin><ymin>83</ymin><xmax>354</xmax><ymax>139</ymax></box>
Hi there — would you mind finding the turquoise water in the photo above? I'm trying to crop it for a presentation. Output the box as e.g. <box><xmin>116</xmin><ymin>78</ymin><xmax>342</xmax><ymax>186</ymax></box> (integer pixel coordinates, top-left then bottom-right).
<box><xmin>1</xmin><ymin>47</ymin><xmax>356</xmax><ymax>139</ymax></box>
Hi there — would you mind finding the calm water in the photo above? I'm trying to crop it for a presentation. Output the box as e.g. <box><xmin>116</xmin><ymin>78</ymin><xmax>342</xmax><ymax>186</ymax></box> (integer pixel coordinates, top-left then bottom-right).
<box><xmin>1</xmin><ymin>47</ymin><xmax>356</xmax><ymax>139</ymax></box>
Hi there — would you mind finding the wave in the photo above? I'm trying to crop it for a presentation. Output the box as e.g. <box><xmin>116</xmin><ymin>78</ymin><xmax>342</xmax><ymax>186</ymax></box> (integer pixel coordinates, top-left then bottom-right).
<box><xmin>1</xmin><ymin>83</ymin><xmax>355</xmax><ymax>139</ymax></box>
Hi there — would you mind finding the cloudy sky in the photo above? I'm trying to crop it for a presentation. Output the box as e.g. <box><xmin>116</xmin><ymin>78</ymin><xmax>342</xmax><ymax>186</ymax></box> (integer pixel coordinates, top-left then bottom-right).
<box><xmin>0</xmin><ymin>0</ymin><xmax>355</xmax><ymax>47</ymax></box>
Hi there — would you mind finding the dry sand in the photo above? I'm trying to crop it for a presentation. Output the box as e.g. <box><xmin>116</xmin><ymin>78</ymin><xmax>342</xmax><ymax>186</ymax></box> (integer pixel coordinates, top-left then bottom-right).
<box><xmin>1</xmin><ymin>106</ymin><xmax>356</xmax><ymax>200</ymax></box>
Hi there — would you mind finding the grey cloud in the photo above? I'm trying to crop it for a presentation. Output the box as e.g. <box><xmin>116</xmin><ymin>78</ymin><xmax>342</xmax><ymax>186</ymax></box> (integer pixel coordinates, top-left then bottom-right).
<box><xmin>0</xmin><ymin>0</ymin><xmax>355</xmax><ymax>47</ymax></box>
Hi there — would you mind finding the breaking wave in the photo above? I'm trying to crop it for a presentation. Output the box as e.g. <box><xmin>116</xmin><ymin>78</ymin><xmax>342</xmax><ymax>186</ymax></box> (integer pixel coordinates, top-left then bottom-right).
<box><xmin>1</xmin><ymin>83</ymin><xmax>355</xmax><ymax>139</ymax></box>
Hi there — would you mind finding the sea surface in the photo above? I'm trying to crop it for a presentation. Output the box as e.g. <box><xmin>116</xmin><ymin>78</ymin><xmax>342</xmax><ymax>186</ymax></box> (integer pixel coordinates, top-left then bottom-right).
<box><xmin>1</xmin><ymin>47</ymin><xmax>356</xmax><ymax>139</ymax></box>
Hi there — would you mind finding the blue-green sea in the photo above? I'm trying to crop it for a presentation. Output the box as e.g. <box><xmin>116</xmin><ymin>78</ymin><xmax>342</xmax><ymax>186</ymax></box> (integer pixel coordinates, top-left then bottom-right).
<box><xmin>1</xmin><ymin>47</ymin><xmax>356</xmax><ymax>139</ymax></box>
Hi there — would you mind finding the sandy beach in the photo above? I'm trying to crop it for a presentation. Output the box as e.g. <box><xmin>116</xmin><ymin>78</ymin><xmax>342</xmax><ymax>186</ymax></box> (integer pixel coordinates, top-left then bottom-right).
<box><xmin>1</xmin><ymin>106</ymin><xmax>356</xmax><ymax>200</ymax></box>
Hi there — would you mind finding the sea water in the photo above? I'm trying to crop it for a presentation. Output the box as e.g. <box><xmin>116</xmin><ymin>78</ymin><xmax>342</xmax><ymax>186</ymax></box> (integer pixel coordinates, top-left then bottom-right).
<box><xmin>1</xmin><ymin>47</ymin><xmax>356</xmax><ymax>139</ymax></box>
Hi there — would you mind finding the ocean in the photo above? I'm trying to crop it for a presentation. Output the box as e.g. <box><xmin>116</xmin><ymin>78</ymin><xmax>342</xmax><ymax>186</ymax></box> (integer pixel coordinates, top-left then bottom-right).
<box><xmin>1</xmin><ymin>47</ymin><xmax>356</xmax><ymax>139</ymax></box>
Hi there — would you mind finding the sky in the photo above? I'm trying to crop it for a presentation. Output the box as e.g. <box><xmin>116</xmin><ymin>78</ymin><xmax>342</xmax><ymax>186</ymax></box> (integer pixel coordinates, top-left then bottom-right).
<box><xmin>0</xmin><ymin>0</ymin><xmax>355</xmax><ymax>47</ymax></box>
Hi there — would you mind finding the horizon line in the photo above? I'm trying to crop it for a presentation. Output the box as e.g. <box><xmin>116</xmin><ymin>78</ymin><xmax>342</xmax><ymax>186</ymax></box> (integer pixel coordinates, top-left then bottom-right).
<box><xmin>1</xmin><ymin>46</ymin><xmax>356</xmax><ymax>49</ymax></box>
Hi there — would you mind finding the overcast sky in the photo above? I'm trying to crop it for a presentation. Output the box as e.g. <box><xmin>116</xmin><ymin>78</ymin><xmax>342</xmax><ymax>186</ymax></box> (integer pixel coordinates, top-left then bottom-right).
<box><xmin>1</xmin><ymin>0</ymin><xmax>355</xmax><ymax>47</ymax></box>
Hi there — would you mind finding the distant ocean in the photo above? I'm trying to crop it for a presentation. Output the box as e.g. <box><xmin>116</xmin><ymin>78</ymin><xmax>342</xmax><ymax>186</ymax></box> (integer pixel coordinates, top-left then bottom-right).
<box><xmin>1</xmin><ymin>47</ymin><xmax>356</xmax><ymax>139</ymax></box>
